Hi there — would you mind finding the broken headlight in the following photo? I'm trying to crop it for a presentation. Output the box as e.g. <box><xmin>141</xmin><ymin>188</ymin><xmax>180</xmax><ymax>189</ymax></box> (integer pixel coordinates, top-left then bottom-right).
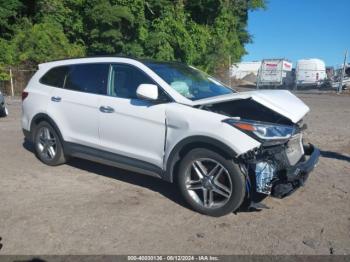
<box><xmin>223</xmin><ymin>118</ymin><xmax>295</xmax><ymax>142</ymax></box>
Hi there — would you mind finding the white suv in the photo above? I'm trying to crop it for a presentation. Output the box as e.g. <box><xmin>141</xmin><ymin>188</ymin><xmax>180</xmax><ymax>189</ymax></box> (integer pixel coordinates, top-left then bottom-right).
<box><xmin>22</xmin><ymin>57</ymin><xmax>320</xmax><ymax>216</ymax></box>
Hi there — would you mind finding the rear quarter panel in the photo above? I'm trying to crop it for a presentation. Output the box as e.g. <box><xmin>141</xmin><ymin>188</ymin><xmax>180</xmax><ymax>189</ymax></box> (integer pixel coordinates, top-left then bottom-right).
<box><xmin>22</xmin><ymin>68</ymin><xmax>54</xmax><ymax>131</ymax></box>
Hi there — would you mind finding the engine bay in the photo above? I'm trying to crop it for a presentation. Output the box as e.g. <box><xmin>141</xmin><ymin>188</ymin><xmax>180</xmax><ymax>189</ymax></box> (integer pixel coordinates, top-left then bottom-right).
<box><xmin>198</xmin><ymin>98</ymin><xmax>294</xmax><ymax>126</ymax></box>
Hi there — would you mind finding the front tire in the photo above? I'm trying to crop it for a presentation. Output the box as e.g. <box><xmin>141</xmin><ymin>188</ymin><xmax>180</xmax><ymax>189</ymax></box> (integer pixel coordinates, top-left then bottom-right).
<box><xmin>177</xmin><ymin>148</ymin><xmax>246</xmax><ymax>217</ymax></box>
<box><xmin>34</xmin><ymin>121</ymin><xmax>66</xmax><ymax>166</ymax></box>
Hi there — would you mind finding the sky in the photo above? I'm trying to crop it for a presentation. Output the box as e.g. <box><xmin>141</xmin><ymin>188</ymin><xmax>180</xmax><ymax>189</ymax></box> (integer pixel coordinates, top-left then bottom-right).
<box><xmin>243</xmin><ymin>0</ymin><xmax>350</xmax><ymax>67</ymax></box>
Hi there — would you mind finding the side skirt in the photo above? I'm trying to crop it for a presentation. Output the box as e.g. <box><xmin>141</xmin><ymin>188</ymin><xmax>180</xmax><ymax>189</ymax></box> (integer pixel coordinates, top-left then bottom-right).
<box><xmin>64</xmin><ymin>142</ymin><xmax>164</xmax><ymax>179</ymax></box>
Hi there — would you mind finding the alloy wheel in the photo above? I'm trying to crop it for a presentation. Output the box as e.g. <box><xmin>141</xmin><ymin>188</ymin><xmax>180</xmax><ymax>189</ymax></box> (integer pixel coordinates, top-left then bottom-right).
<box><xmin>37</xmin><ymin>126</ymin><xmax>57</xmax><ymax>161</ymax></box>
<box><xmin>185</xmin><ymin>158</ymin><xmax>233</xmax><ymax>209</ymax></box>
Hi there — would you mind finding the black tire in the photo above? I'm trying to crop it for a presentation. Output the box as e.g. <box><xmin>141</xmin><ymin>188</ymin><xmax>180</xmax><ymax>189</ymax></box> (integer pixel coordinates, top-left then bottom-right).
<box><xmin>0</xmin><ymin>107</ymin><xmax>8</xmax><ymax>117</ymax></box>
<box><xmin>33</xmin><ymin>121</ymin><xmax>66</xmax><ymax>166</ymax></box>
<box><xmin>177</xmin><ymin>148</ymin><xmax>246</xmax><ymax>217</ymax></box>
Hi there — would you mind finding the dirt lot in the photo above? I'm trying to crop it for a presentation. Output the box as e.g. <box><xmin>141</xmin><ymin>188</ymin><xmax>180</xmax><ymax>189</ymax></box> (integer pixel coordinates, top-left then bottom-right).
<box><xmin>0</xmin><ymin>93</ymin><xmax>349</xmax><ymax>255</ymax></box>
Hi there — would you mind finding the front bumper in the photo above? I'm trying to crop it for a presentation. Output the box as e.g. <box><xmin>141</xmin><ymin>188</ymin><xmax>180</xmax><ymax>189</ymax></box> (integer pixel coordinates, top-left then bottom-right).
<box><xmin>271</xmin><ymin>144</ymin><xmax>320</xmax><ymax>198</ymax></box>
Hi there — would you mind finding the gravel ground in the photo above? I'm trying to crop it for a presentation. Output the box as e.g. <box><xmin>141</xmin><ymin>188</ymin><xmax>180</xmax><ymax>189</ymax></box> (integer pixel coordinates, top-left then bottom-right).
<box><xmin>0</xmin><ymin>93</ymin><xmax>349</xmax><ymax>255</ymax></box>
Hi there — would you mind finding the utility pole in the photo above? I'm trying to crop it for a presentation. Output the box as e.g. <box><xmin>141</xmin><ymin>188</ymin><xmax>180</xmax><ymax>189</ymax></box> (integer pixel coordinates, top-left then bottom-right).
<box><xmin>338</xmin><ymin>50</ymin><xmax>348</xmax><ymax>94</ymax></box>
<box><xmin>228</xmin><ymin>55</ymin><xmax>231</xmax><ymax>88</ymax></box>
<box><xmin>256</xmin><ymin>61</ymin><xmax>262</xmax><ymax>89</ymax></box>
<box><xmin>9</xmin><ymin>68</ymin><xmax>14</xmax><ymax>97</ymax></box>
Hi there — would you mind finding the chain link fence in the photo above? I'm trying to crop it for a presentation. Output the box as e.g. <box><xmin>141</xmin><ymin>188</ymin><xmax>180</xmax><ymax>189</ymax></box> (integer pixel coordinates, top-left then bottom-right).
<box><xmin>0</xmin><ymin>65</ymin><xmax>348</xmax><ymax>96</ymax></box>
<box><xmin>0</xmin><ymin>68</ymin><xmax>37</xmax><ymax>96</ymax></box>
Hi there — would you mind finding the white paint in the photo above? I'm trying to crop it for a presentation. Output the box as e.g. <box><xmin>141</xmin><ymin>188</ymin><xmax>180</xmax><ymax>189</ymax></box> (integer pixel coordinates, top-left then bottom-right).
<box><xmin>296</xmin><ymin>58</ymin><xmax>327</xmax><ymax>86</ymax></box>
<box><xmin>23</xmin><ymin>57</ymin><xmax>311</xmax><ymax>172</ymax></box>
<box><xmin>136</xmin><ymin>84</ymin><xmax>158</xmax><ymax>100</ymax></box>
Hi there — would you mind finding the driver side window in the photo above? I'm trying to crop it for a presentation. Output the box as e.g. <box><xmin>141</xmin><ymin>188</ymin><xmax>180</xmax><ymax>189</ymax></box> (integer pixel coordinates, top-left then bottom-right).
<box><xmin>109</xmin><ymin>64</ymin><xmax>153</xmax><ymax>99</ymax></box>
<box><xmin>109</xmin><ymin>64</ymin><xmax>171</xmax><ymax>102</ymax></box>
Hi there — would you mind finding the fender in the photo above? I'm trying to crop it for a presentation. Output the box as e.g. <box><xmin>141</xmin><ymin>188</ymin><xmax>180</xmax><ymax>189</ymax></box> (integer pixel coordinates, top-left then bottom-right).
<box><xmin>29</xmin><ymin>113</ymin><xmax>65</xmax><ymax>147</ymax></box>
<box><xmin>164</xmin><ymin>135</ymin><xmax>238</xmax><ymax>182</ymax></box>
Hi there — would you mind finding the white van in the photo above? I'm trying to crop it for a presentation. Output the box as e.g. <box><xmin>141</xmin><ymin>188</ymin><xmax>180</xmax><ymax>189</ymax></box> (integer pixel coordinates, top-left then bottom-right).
<box><xmin>296</xmin><ymin>59</ymin><xmax>326</xmax><ymax>87</ymax></box>
<box><xmin>258</xmin><ymin>59</ymin><xmax>293</xmax><ymax>88</ymax></box>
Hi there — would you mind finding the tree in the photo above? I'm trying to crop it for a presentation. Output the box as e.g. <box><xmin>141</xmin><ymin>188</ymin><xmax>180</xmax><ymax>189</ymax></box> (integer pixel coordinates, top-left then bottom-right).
<box><xmin>0</xmin><ymin>0</ymin><xmax>23</xmax><ymax>38</ymax></box>
<box><xmin>11</xmin><ymin>20</ymin><xmax>85</xmax><ymax>65</ymax></box>
<box><xmin>82</xmin><ymin>0</ymin><xmax>135</xmax><ymax>55</ymax></box>
<box><xmin>33</xmin><ymin>0</ymin><xmax>86</xmax><ymax>45</ymax></box>
<box><xmin>0</xmin><ymin>0</ymin><xmax>266</xmax><ymax>75</ymax></box>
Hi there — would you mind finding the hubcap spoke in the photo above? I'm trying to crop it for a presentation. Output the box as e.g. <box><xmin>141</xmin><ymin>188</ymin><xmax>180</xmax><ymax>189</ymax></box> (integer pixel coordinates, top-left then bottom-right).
<box><xmin>44</xmin><ymin>128</ymin><xmax>51</xmax><ymax>140</ymax></box>
<box><xmin>208</xmin><ymin>164</ymin><xmax>223</xmax><ymax>179</ymax></box>
<box><xmin>203</xmin><ymin>189</ymin><xmax>209</xmax><ymax>207</ymax></box>
<box><xmin>192</xmin><ymin>161</ymin><xmax>207</xmax><ymax>179</ymax></box>
<box><xmin>185</xmin><ymin>158</ymin><xmax>233</xmax><ymax>209</ymax></box>
<box><xmin>213</xmin><ymin>178</ymin><xmax>231</xmax><ymax>195</ymax></box>
<box><xmin>47</xmin><ymin>138</ymin><xmax>56</xmax><ymax>147</ymax></box>
<box><xmin>37</xmin><ymin>127</ymin><xmax>56</xmax><ymax>160</ymax></box>
<box><xmin>208</xmin><ymin>190</ymin><xmax>213</xmax><ymax>207</ymax></box>
<box><xmin>38</xmin><ymin>143</ymin><xmax>44</xmax><ymax>152</ymax></box>
<box><xmin>213</xmin><ymin>184</ymin><xmax>231</xmax><ymax>199</ymax></box>
<box><xmin>42</xmin><ymin>146</ymin><xmax>48</xmax><ymax>156</ymax></box>
<box><xmin>186</xmin><ymin>180</ymin><xmax>203</xmax><ymax>190</ymax></box>
<box><xmin>47</xmin><ymin>146</ymin><xmax>56</xmax><ymax>158</ymax></box>
<box><xmin>39</xmin><ymin>136</ymin><xmax>46</xmax><ymax>144</ymax></box>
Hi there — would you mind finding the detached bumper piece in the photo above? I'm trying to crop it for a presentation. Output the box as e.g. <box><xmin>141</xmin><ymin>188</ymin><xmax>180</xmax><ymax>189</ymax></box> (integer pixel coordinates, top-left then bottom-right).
<box><xmin>271</xmin><ymin>144</ymin><xmax>320</xmax><ymax>198</ymax></box>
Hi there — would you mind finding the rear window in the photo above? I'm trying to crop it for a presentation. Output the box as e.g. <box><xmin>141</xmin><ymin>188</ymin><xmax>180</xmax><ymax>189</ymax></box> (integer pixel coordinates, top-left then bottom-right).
<box><xmin>64</xmin><ymin>64</ymin><xmax>109</xmax><ymax>95</ymax></box>
<box><xmin>40</xmin><ymin>63</ymin><xmax>110</xmax><ymax>95</ymax></box>
<box><xmin>40</xmin><ymin>66</ymin><xmax>69</xmax><ymax>87</ymax></box>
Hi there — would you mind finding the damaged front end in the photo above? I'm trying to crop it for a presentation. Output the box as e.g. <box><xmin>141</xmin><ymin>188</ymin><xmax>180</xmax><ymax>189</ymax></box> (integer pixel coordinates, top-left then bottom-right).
<box><xmin>228</xmin><ymin>117</ymin><xmax>320</xmax><ymax>202</ymax></box>
<box><xmin>199</xmin><ymin>94</ymin><xmax>320</xmax><ymax>205</ymax></box>
<box><xmin>239</xmin><ymin>141</ymin><xmax>320</xmax><ymax>202</ymax></box>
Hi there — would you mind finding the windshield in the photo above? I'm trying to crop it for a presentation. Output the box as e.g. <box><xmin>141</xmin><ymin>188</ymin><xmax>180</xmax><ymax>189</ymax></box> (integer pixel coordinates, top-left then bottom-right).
<box><xmin>144</xmin><ymin>62</ymin><xmax>234</xmax><ymax>100</ymax></box>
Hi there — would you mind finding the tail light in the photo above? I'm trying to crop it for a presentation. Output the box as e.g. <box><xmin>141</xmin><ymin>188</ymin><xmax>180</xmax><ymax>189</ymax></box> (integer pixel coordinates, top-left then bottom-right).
<box><xmin>22</xmin><ymin>91</ymin><xmax>29</xmax><ymax>101</ymax></box>
<box><xmin>316</xmin><ymin>73</ymin><xmax>319</xmax><ymax>81</ymax></box>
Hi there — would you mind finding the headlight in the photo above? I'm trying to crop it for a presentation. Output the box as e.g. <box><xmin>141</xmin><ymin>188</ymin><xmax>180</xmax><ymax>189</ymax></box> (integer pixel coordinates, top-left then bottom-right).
<box><xmin>223</xmin><ymin>118</ymin><xmax>295</xmax><ymax>141</ymax></box>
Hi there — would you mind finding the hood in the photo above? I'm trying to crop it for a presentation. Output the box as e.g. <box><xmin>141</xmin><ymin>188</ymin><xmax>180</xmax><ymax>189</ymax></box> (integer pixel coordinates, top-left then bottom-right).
<box><xmin>193</xmin><ymin>90</ymin><xmax>310</xmax><ymax>124</ymax></box>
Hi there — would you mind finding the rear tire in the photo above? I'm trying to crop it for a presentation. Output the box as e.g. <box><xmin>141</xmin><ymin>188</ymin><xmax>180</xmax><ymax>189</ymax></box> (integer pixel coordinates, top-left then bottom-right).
<box><xmin>33</xmin><ymin>121</ymin><xmax>66</xmax><ymax>166</ymax></box>
<box><xmin>177</xmin><ymin>148</ymin><xmax>246</xmax><ymax>217</ymax></box>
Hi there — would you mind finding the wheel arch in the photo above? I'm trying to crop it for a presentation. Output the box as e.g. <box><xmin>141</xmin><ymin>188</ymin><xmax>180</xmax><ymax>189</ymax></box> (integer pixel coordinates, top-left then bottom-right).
<box><xmin>164</xmin><ymin>136</ymin><xmax>238</xmax><ymax>183</ymax></box>
<box><xmin>29</xmin><ymin>113</ymin><xmax>65</xmax><ymax>146</ymax></box>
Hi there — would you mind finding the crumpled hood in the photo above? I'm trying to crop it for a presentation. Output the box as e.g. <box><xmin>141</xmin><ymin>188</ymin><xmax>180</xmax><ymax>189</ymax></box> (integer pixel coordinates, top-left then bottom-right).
<box><xmin>192</xmin><ymin>90</ymin><xmax>310</xmax><ymax>123</ymax></box>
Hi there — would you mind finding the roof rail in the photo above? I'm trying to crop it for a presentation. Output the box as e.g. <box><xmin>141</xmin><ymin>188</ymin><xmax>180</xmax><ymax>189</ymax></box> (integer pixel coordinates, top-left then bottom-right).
<box><xmin>40</xmin><ymin>55</ymin><xmax>139</xmax><ymax>64</ymax></box>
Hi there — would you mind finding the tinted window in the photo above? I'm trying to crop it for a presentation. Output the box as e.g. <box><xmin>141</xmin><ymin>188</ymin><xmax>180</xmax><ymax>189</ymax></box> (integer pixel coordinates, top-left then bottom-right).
<box><xmin>40</xmin><ymin>66</ymin><xmax>69</xmax><ymax>87</ymax></box>
<box><xmin>109</xmin><ymin>64</ymin><xmax>170</xmax><ymax>101</ymax></box>
<box><xmin>64</xmin><ymin>64</ymin><xmax>109</xmax><ymax>95</ymax></box>
<box><xmin>110</xmin><ymin>64</ymin><xmax>154</xmax><ymax>99</ymax></box>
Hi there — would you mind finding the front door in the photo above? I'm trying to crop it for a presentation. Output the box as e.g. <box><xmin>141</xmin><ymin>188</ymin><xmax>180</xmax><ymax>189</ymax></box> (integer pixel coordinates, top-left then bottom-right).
<box><xmin>98</xmin><ymin>63</ymin><xmax>168</xmax><ymax>168</ymax></box>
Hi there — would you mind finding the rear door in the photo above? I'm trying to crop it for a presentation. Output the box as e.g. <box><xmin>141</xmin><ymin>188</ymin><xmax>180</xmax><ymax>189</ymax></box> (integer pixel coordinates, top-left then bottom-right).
<box><xmin>98</xmin><ymin>63</ymin><xmax>168</xmax><ymax>168</ymax></box>
<box><xmin>47</xmin><ymin>63</ymin><xmax>109</xmax><ymax>148</ymax></box>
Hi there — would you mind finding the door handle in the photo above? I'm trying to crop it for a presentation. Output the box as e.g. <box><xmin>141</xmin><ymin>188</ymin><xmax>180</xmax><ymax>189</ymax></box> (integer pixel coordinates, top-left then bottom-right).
<box><xmin>51</xmin><ymin>96</ymin><xmax>61</xmax><ymax>102</ymax></box>
<box><xmin>99</xmin><ymin>106</ymin><xmax>114</xmax><ymax>113</ymax></box>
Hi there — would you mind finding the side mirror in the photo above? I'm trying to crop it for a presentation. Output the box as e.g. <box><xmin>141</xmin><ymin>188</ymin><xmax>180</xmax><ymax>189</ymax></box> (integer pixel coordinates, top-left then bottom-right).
<box><xmin>136</xmin><ymin>84</ymin><xmax>158</xmax><ymax>100</ymax></box>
